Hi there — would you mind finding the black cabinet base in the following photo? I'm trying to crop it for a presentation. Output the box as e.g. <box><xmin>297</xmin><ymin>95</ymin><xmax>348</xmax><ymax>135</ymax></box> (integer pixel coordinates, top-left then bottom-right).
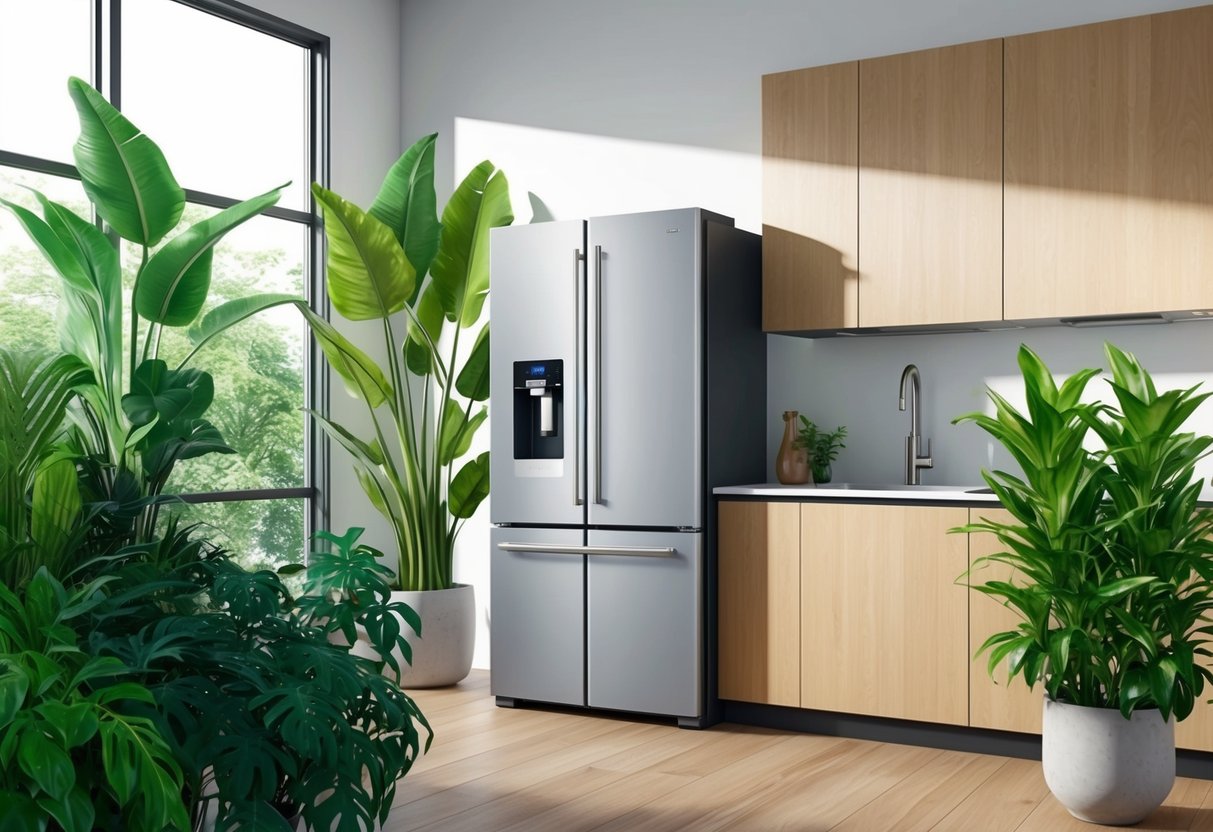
<box><xmin>492</xmin><ymin>695</ymin><xmax>713</xmax><ymax>730</ymax></box>
<box><xmin>722</xmin><ymin>699</ymin><xmax>1213</xmax><ymax>781</ymax></box>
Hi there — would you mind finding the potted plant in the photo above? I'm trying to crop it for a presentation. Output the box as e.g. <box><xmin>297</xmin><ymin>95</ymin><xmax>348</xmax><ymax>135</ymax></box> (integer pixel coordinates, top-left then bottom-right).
<box><xmin>957</xmin><ymin>343</ymin><xmax>1213</xmax><ymax>825</ymax></box>
<box><xmin>796</xmin><ymin>416</ymin><xmax>847</xmax><ymax>485</ymax></box>
<box><xmin>299</xmin><ymin>133</ymin><xmax>512</xmax><ymax>686</ymax></box>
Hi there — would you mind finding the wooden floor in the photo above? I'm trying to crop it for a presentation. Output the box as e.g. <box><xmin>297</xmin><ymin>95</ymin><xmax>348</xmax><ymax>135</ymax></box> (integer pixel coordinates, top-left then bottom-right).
<box><xmin>387</xmin><ymin>671</ymin><xmax>1213</xmax><ymax>831</ymax></box>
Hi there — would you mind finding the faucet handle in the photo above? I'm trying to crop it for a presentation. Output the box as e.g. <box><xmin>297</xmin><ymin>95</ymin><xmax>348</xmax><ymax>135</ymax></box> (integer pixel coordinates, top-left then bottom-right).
<box><xmin>920</xmin><ymin>437</ymin><xmax>934</xmax><ymax>470</ymax></box>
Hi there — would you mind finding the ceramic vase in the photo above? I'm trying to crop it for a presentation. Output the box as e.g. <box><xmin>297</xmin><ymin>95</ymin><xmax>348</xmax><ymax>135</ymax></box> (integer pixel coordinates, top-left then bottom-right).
<box><xmin>776</xmin><ymin>410</ymin><xmax>811</xmax><ymax>485</ymax></box>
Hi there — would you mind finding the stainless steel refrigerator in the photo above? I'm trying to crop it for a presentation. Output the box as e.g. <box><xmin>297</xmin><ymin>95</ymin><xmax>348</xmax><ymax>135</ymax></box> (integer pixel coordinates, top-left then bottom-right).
<box><xmin>488</xmin><ymin>208</ymin><xmax>764</xmax><ymax>728</ymax></box>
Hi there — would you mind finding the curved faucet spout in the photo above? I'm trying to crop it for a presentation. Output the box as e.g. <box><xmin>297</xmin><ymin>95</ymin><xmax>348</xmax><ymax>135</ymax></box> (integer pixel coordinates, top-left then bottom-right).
<box><xmin>899</xmin><ymin>364</ymin><xmax>921</xmax><ymax>436</ymax></box>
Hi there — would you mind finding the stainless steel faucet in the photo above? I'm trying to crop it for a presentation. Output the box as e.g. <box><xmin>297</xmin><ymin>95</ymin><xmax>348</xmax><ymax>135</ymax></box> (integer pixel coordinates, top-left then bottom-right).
<box><xmin>898</xmin><ymin>364</ymin><xmax>934</xmax><ymax>485</ymax></box>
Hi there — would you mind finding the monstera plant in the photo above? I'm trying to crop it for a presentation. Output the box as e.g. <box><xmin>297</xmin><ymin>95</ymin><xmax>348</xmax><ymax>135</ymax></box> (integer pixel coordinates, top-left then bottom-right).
<box><xmin>1</xmin><ymin>77</ymin><xmax>297</xmax><ymax>542</ymax></box>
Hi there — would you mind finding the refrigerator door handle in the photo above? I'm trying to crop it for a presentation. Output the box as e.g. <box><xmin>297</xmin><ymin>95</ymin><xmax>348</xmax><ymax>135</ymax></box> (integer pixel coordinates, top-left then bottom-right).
<box><xmin>496</xmin><ymin>542</ymin><xmax>675</xmax><ymax>558</ymax></box>
<box><xmin>574</xmin><ymin>248</ymin><xmax>585</xmax><ymax>507</ymax></box>
<box><xmin>593</xmin><ymin>244</ymin><xmax>604</xmax><ymax>505</ymax></box>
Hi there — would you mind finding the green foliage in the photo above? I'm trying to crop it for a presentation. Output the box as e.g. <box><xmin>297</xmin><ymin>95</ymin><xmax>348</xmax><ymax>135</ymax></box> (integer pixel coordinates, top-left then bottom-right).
<box><xmin>1</xmin><ymin>78</ymin><xmax>292</xmax><ymax>547</ymax></box>
<box><xmin>0</xmin><ymin>349</ymin><xmax>92</xmax><ymax>586</ymax></box>
<box><xmin>88</xmin><ymin>532</ymin><xmax>432</xmax><ymax>830</ymax></box>
<box><xmin>306</xmin><ymin>134</ymin><xmax>513</xmax><ymax>590</ymax></box>
<box><xmin>298</xmin><ymin>527</ymin><xmax>423</xmax><ymax>675</ymax></box>
<box><xmin>0</xmin><ymin>569</ymin><xmax>188</xmax><ymax>831</ymax></box>
<box><xmin>956</xmin><ymin>343</ymin><xmax>1213</xmax><ymax>721</ymax></box>
<box><xmin>795</xmin><ymin>416</ymin><xmax>847</xmax><ymax>482</ymax></box>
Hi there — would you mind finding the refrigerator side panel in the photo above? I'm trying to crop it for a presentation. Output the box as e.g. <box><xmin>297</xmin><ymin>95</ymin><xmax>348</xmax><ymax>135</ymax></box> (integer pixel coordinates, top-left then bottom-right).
<box><xmin>587</xmin><ymin>209</ymin><xmax>702</xmax><ymax>529</ymax></box>
<box><xmin>490</xmin><ymin>526</ymin><xmax>586</xmax><ymax>706</ymax></box>
<box><xmin>489</xmin><ymin>220</ymin><xmax>587</xmax><ymax>526</ymax></box>
<box><xmin>586</xmin><ymin>529</ymin><xmax>702</xmax><ymax>718</ymax></box>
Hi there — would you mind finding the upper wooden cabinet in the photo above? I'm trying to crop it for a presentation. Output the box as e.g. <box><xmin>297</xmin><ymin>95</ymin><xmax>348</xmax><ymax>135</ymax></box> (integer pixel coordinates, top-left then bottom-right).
<box><xmin>1004</xmin><ymin>6</ymin><xmax>1213</xmax><ymax>320</ymax></box>
<box><xmin>858</xmin><ymin>40</ymin><xmax>1003</xmax><ymax>328</ymax></box>
<box><xmin>762</xmin><ymin>62</ymin><xmax>859</xmax><ymax>332</ymax></box>
<box><xmin>800</xmin><ymin>503</ymin><xmax>969</xmax><ymax>725</ymax></box>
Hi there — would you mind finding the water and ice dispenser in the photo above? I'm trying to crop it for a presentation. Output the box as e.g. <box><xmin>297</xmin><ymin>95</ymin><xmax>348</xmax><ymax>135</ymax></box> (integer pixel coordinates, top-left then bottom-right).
<box><xmin>513</xmin><ymin>360</ymin><xmax>563</xmax><ymax>460</ymax></box>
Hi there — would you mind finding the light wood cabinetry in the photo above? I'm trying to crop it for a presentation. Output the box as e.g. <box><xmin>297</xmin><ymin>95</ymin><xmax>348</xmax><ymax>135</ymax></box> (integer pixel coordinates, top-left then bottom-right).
<box><xmin>717</xmin><ymin>501</ymin><xmax>801</xmax><ymax>706</ymax></box>
<box><xmin>967</xmin><ymin>508</ymin><xmax>1043</xmax><ymax>734</ymax></box>
<box><xmin>858</xmin><ymin>40</ymin><xmax>1003</xmax><ymax>328</ymax></box>
<box><xmin>799</xmin><ymin>503</ymin><xmax>969</xmax><ymax>725</ymax></box>
<box><xmin>1004</xmin><ymin>5</ymin><xmax>1213</xmax><ymax>320</ymax></box>
<box><xmin>761</xmin><ymin>62</ymin><xmax>858</xmax><ymax>332</ymax></box>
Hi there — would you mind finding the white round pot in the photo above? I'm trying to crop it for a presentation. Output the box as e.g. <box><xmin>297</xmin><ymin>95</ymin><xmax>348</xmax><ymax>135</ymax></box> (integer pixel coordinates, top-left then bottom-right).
<box><xmin>1042</xmin><ymin>698</ymin><xmax>1175</xmax><ymax>825</ymax></box>
<box><xmin>385</xmin><ymin>583</ymin><xmax>476</xmax><ymax>689</ymax></box>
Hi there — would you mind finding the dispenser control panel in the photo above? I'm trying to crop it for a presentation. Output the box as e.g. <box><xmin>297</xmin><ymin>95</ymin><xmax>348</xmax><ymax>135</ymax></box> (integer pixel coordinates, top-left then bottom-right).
<box><xmin>514</xmin><ymin>360</ymin><xmax>563</xmax><ymax>389</ymax></box>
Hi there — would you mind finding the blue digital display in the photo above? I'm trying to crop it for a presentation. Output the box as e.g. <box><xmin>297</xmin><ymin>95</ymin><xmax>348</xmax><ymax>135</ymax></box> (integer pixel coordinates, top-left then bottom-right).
<box><xmin>529</xmin><ymin>364</ymin><xmax>546</xmax><ymax>377</ymax></box>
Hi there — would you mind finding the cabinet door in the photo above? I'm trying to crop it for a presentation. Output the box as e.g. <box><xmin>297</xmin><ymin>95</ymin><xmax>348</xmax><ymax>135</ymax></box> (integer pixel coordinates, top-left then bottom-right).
<box><xmin>968</xmin><ymin>508</ymin><xmax>1043</xmax><ymax>734</ymax></box>
<box><xmin>858</xmin><ymin>40</ymin><xmax>1002</xmax><ymax>328</ymax></box>
<box><xmin>762</xmin><ymin>62</ymin><xmax>858</xmax><ymax>332</ymax></box>
<box><xmin>718</xmin><ymin>501</ymin><xmax>800</xmax><ymax>706</ymax></box>
<box><xmin>1004</xmin><ymin>6</ymin><xmax>1213</xmax><ymax>320</ymax></box>
<box><xmin>800</xmin><ymin>503</ymin><xmax>968</xmax><ymax>725</ymax></box>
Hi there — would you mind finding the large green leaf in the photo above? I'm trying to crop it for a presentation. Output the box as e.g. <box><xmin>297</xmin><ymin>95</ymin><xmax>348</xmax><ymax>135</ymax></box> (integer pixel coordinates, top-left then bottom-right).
<box><xmin>404</xmin><ymin>282</ymin><xmax>445</xmax><ymax>376</ymax></box>
<box><xmin>297</xmin><ymin>304</ymin><xmax>392</xmax><ymax>408</ymax></box>
<box><xmin>449</xmin><ymin>453</ymin><xmax>489</xmax><ymax>519</ymax></box>
<box><xmin>18</xmin><ymin>729</ymin><xmax>75</xmax><ymax>801</ymax></box>
<box><xmin>67</xmin><ymin>77</ymin><xmax>184</xmax><ymax>246</ymax></box>
<box><xmin>455</xmin><ymin>325</ymin><xmax>489</xmax><ymax>401</ymax></box>
<box><xmin>31</xmin><ymin>457</ymin><xmax>82</xmax><ymax>558</ymax></box>
<box><xmin>184</xmin><ymin>292</ymin><xmax>301</xmax><ymax>364</ymax></box>
<box><xmin>137</xmin><ymin>184</ymin><xmax>285</xmax><ymax>327</ymax></box>
<box><xmin>369</xmin><ymin>133</ymin><xmax>441</xmax><ymax>284</ymax></box>
<box><xmin>313</xmin><ymin>183</ymin><xmax>414</xmax><ymax>322</ymax></box>
<box><xmin>438</xmin><ymin>400</ymin><xmax>486</xmax><ymax>465</ymax></box>
<box><xmin>429</xmin><ymin>161</ymin><xmax>513</xmax><ymax>328</ymax></box>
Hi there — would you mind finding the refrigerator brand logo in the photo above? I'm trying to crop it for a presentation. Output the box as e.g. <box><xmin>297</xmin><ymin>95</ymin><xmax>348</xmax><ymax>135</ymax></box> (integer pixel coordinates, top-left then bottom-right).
<box><xmin>666</xmin><ymin>228</ymin><xmax>679</xmax><ymax>233</ymax></box>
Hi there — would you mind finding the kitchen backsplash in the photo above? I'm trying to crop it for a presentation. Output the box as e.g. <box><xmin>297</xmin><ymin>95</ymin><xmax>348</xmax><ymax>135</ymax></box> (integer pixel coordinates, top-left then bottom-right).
<box><xmin>767</xmin><ymin>321</ymin><xmax>1213</xmax><ymax>493</ymax></box>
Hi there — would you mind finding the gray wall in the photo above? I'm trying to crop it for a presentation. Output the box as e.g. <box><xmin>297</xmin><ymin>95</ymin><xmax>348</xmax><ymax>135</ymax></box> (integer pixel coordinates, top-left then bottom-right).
<box><xmin>396</xmin><ymin>0</ymin><xmax>1213</xmax><ymax>668</ymax></box>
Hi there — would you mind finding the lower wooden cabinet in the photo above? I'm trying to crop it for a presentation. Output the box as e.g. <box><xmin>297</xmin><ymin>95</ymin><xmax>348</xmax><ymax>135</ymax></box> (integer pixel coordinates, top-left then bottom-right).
<box><xmin>717</xmin><ymin>501</ymin><xmax>801</xmax><ymax>706</ymax></box>
<box><xmin>800</xmin><ymin>503</ymin><xmax>969</xmax><ymax>725</ymax></box>
<box><xmin>967</xmin><ymin>508</ymin><xmax>1043</xmax><ymax>734</ymax></box>
<box><xmin>718</xmin><ymin>499</ymin><xmax>1213</xmax><ymax>750</ymax></box>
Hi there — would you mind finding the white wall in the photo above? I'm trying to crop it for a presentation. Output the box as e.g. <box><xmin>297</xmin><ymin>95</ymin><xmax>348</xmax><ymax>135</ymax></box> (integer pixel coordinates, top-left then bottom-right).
<box><xmin>400</xmin><ymin>0</ymin><xmax>1213</xmax><ymax>669</ymax></box>
<box><xmin>241</xmin><ymin>0</ymin><xmax>403</xmax><ymax>558</ymax></box>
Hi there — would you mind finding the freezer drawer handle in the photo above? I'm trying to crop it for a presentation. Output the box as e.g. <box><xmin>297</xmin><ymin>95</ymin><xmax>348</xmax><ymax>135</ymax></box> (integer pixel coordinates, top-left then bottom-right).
<box><xmin>496</xmin><ymin>542</ymin><xmax>675</xmax><ymax>558</ymax></box>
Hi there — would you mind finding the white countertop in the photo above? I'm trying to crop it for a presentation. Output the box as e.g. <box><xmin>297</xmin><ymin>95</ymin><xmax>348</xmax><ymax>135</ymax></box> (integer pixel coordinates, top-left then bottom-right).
<box><xmin>713</xmin><ymin>483</ymin><xmax>1002</xmax><ymax>502</ymax></box>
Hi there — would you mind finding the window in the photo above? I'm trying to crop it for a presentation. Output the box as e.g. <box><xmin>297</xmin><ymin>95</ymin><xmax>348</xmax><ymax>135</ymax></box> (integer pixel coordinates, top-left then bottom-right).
<box><xmin>0</xmin><ymin>1</ymin><xmax>329</xmax><ymax>570</ymax></box>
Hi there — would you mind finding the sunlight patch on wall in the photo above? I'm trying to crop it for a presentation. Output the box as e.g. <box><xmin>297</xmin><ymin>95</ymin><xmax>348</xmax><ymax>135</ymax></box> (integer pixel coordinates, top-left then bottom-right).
<box><xmin>453</xmin><ymin>117</ymin><xmax>761</xmax><ymax>231</ymax></box>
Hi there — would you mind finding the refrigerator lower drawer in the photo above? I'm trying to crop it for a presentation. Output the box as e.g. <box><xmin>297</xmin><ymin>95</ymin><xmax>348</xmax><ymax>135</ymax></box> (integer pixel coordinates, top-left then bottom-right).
<box><xmin>489</xmin><ymin>527</ymin><xmax>585</xmax><ymax>706</ymax></box>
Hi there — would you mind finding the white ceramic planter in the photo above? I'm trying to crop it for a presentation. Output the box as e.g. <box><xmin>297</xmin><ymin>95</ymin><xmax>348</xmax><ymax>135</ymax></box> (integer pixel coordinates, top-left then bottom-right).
<box><xmin>1041</xmin><ymin>698</ymin><xmax>1175</xmax><ymax>825</ymax></box>
<box><xmin>380</xmin><ymin>583</ymin><xmax>475</xmax><ymax>689</ymax></box>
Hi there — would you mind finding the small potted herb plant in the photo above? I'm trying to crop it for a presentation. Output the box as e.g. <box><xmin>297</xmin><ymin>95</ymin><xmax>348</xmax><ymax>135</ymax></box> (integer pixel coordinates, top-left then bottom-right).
<box><xmin>796</xmin><ymin>417</ymin><xmax>847</xmax><ymax>484</ymax></box>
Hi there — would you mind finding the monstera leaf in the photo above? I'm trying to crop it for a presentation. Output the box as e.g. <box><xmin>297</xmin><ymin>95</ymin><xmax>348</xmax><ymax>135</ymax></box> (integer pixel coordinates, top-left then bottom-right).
<box><xmin>122</xmin><ymin>360</ymin><xmax>214</xmax><ymax>435</ymax></box>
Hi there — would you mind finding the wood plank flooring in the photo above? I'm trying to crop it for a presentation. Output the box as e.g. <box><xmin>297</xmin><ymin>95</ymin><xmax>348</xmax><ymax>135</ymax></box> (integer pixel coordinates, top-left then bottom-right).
<box><xmin>386</xmin><ymin>672</ymin><xmax>1213</xmax><ymax>831</ymax></box>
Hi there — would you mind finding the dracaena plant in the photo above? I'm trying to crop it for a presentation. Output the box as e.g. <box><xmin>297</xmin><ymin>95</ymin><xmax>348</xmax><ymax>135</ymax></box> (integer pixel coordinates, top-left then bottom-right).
<box><xmin>1</xmin><ymin>77</ymin><xmax>298</xmax><ymax>542</ymax></box>
<box><xmin>301</xmin><ymin>134</ymin><xmax>512</xmax><ymax>590</ymax></box>
<box><xmin>957</xmin><ymin>343</ymin><xmax>1213</xmax><ymax>721</ymax></box>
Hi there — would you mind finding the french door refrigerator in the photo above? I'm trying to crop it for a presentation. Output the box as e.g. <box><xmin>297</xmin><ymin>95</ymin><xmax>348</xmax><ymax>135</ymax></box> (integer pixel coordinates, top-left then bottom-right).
<box><xmin>488</xmin><ymin>208</ymin><xmax>764</xmax><ymax>728</ymax></box>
